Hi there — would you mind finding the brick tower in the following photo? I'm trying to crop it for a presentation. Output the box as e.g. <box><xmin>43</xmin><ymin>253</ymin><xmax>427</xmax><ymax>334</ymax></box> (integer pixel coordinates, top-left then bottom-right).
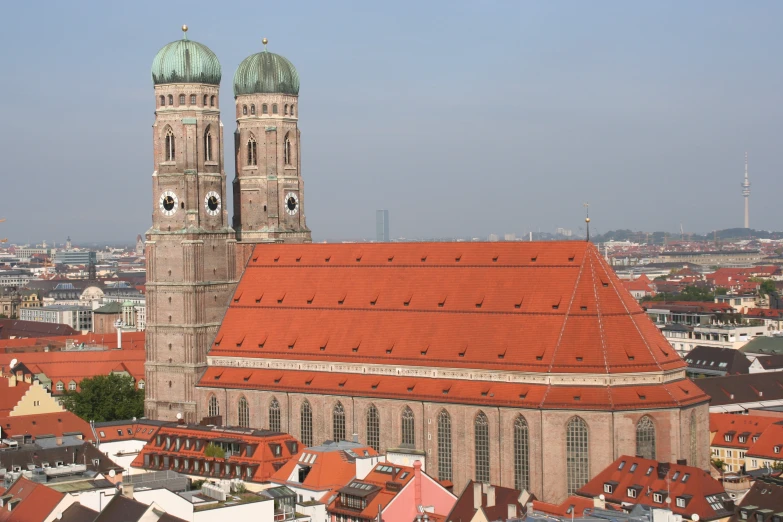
<box><xmin>232</xmin><ymin>38</ymin><xmax>311</xmax><ymax>265</ymax></box>
<box><xmin>145</xmin><ymin>26</ymin><xmax>238</xmax><ymax>422</ymax></box>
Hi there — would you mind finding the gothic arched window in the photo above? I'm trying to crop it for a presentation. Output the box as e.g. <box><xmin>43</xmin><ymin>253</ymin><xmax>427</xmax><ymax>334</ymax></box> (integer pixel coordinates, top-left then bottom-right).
<box><xmin>238</xmin><ymin>396</ymin><xmax>249</xmax><ymax>428</ymax></box>
<box><xmin>204</xmin><ymin>126</ymin><xmax>213</xmax><ymax>162</ymax></box>
<box><xmin>247</xmin><ymin>135</ymin><xmax>257</xmax><ymax>166</ymax></box>
<box><xmin>301</xmin><ymin>400</ymin><xmax>313</xmax><ymax>446</ymax></box>
<box><xmin>401</xmin><ymin>406</ymin><xmax>415</xmax><ymax>447</ymax></box>
<box><xmin>168</xmin><ymin>94</ymin><xmax>173</xmax><ymax>105</ymax></box>
<box><xmin>290</xmin><ymin>104</ymin><xmax>295</xmax><ymax>116</ymax></box>
<box><xmin>636</xmin><ymin>416</ymin><xmax>656</xmax><ymax>460</ymax></box>
<box><xmin>333</xmin><ymin>402</ymin><xmax>346</xmax><ymax>442</ymax></box>
<box><xmin>437</xmin><ymin>410</ymin><xmax>452</xmax><ymax>482</ymax></box>
<box><xmin>179</xmin><ymin>94</ymin><xmax>185</xmax><ymax>105</ymax></box>
<box><xmin>269</xmin><ymin>398</ymin><xmax>281</xmax><ymax>432</ymax></box>
<box><xmin>208</xmin><ymin>395</ymin><xmax>219</xmax><ymax>417</ymax></box>
<box><xmin>262</xmin><ymin>104</ymin><xmax>268</xmax><ymax>114</ymax></box>
<box><xmin>367</xmin><ymin>404</ymin><xmax>380</xmax><ymax>452</ymax></box>
<box><xmin>164</xmin><ymin>128</ymin><xmax>175</xmax><ymax>162</ymax></box>
<box><xmin>210</xmin><ymin>95</ymin><xmax>215</xmax><ymax>107</ymax></box>
<box><xmin>566</xmin><ymin>416</ymin><xmax>589</xmax><ymax>494</ymax></box>
<box><xmin>250</xmin><ymin>104</ymin><xmax>256</xmax><ymax>115</ymax></box>
<box><xmin>159</xmin><ymin>95</ymin><xmax>165</xmax><ymax>106</ymax></box>
<box><xmin>203</xmin><ymin>94</ymin><xmax>208</xmax><ymax>105</ymax></box>
<box><xmin>690</xmin><ymin>410</ymin><xmax>698</xmax><ymax>465</ymax></box>
<box><xmin>514</xmin><ymin>415</ymin><xmax>530</xmax><ymax>492</ymax></box>
<box><xmin>284</xmin><ymin>134</ymin><xmax>292</xmax><ymax>165</ymax></box>
<box><xmin>475</xmin><ymin>411</ymin><xmax>490</xmax><ymax>483</ymax></box>
<box><xmin>272</xmin><ymin>103</ymin><xmax>278</xmax><ymax>114</ymax></box>
<box><xmin>242</xmin><ymin>105</ymin><xmax>247</xmax><ymax>115</ymax></box>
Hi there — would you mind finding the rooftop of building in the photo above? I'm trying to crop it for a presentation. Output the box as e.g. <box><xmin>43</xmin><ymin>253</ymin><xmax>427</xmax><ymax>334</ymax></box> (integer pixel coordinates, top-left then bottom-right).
<box><xmin>709</xmin><ymin>413</ymin><xmax>779</xmax><ymax>450</ymax></box>
<box><xmin>0</xmin><ymin>476</ymin><xmax>64</xmax><ymax>522</ymax></box>
<box><xmin>742</xmin><ymin>337</ymin><xmax>783</xmax><ymax>356</ymax></box>
<box><xmin>685</xmin><ymin>346</ymin><xmax>751</xmax><ymax>375</ymax></box>
<box><xmin>0</xmin><ymin>319</ymin><xmax>78</xmax><ymax>340</ymax></box>
<box><xmin>694</xmin><ymin>370</ymin><xmax>783</xmax><ymax>410</ymax></box>
<box><xmin>446</xmin><ymin>480</ymin><xmax>525</xmax><ymax>522</ymax></box>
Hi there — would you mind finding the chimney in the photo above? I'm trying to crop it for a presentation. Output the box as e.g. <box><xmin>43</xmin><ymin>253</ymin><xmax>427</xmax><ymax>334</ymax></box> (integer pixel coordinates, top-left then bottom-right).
<box><xmin>353</xmin><ymin>433</ymin><xmax>359</xmax><ymax>443</ymax></box>
<box><xmin>121</xmin><ymin>483</ymin><xmax>134</xmax><ymax>499</ymax></box>
<box><xmin>414</xmin><ymin>460</ymin><xmax>422</xmax><ymax>508</ymax></box>
<box><xmin>594</xmin><ymin>496</ymin><xmax>606</xmax><ymax>509</ymax></box>
<box><xmin>487</xmin><ymin>485</ymin><xmax>495</xmax><ymax>508</ymax></box>
<box><xmin>657</xmin><ymin>462</ymin><xmax>671</xmax><ymax>479</ymax></box>
<box><xmin>508</xmin><ymin>504</ymin><xmax>518</xmax><ymax>519</ymax></box>
<box><xmin>724</xmin><ymin>500</ymin><xmax>735</xmax><ymax>512</ymax></box>
<box><xmin>676</xmin><ymin>459</ymin><xmax>687</xmax><ymax>466</ymax></box>
<box><xmin>474</xmin><ymin>482</ymin><xmax>482</xmax><ymax>510</ymax></box>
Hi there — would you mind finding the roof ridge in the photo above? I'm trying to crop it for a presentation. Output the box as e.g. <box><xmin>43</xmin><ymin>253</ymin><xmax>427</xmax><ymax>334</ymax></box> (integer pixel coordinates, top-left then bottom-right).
<box><xmin>547</xmin><ymin>244</ymin><xmax>589</xmax><ymax>373</ymax></box>
<box><xmin>587</xmin><ymin>251</ymin><xmax>611</xmax><ymax>377</ymax></box>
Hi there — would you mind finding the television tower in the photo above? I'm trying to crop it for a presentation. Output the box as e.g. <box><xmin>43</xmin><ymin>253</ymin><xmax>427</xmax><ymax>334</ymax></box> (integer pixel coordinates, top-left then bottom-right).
<box><xmin>741</xmin><ymin>152</ymin><xmax>751</xmax><ymax>229</ymax></box>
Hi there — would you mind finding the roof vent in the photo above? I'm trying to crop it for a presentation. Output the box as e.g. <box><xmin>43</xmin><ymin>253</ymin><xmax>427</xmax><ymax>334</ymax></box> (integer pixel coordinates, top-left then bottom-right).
<box><xmin>492</xmin><ymin>254</ymin><xmax>499</xmax><ymax>262</ymax></box>
<box><xmin>459</xmin><ymin>345</ymin><xmax>468</xmax><ymax>358</ymax></box>
<box><xmin>455</xmin><ymin>254</ymin><xmax>462</xmax><ymax>262</ymax></box>
<box><xmin>498</xmin><ymin>349</ymin><xmax>506</xmax><ymax>360</ymax></box>
<box><xmin>324</xmin><ymin>255</ymin><xmax>331</xmax><ymax>262</ymax></box>
<box><xmin>371</xmin><ymin>382</ymin><xmax>379</xmax><ymax>389</ymax></box>
<box><xmin>421</xmin><ymin>255</ymin><xmax>427</xmax><ymax>262</ymax></box>
<box><xmin>514</xmin><ymin>298</ymin><xmax>523</xmax><ymax>309</ymax></box>
<box><xmin>387</xmin><ymin>255</ymin><xmax>394</xmax><ymax>262</ymax></box>
<box><xmin>295</xmin><ymin>255</ymin><xmax>302</xmax><ymax>263</ymax></box>
<box><xmin>273</xmin><ymin>255</ymin><xmax>280</xmax><ymax>263</ymax></box>
<box><xmin>420</xmin><ymin>346</ymin><xmax>429</xmax><ymax>356</ymax></box>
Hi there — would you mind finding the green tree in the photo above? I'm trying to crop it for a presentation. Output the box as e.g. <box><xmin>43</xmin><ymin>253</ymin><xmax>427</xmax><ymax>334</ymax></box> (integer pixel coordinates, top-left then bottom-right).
<box><xmin>714</xmin><ymin>287</ymin><xmax>729</xmax><ymax>296</ymax></box>
<box><xmin>711</xmin><ymin>458</ymin><xmax>726</xmax><ymax>471</ymax></box>
<box><xmin>61</xmin><ymin>374</ymin><xmax>144</xmax><ymax>422</ymax></box>
<box><xmin>204</xmin><ymin>443</ymin><xmax>225</xmax><ymax>459</ymax></box>
<box><xmin>759</xmin><ymin>279</ymin><xmax>776</xmax><ymax>297</ymax></box>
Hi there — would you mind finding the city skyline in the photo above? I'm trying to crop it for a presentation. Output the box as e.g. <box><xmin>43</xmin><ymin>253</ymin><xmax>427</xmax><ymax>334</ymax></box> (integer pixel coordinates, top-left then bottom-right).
<box><xmin>1</xmin><ymin>1</ymin><xmax>782</xmax><ymax>243</ymax></box>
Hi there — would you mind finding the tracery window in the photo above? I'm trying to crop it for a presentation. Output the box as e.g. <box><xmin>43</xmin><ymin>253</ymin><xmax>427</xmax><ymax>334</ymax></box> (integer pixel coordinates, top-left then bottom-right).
<box><xmin>284</xmin><ymin>134</ymin><xmax>292</xmax><ymax>165</ymax></box>
<box><xmin>204</xmin><ymin>126</ymin><xmax>213</xmax><ymax>162</ymax></box>
<box><xmin>566</xmin><ymin>417</ymin><xmax>589</xmax><ymax>494</ymax></box>
<box><xmin>437</xmin><ymin>410</ymin><xmax>452</xmax><ymax>481</ymax></box>
<box><xmin>636</xmin><ymin>416</ymin><xmax>656</xmax><ymax>460</ymax></box>
<box><xmin>514</xmin><ymin>415</ymin><xmax>530</xmax><ymax>492</ymax></box>
<box><xmin>367</xmin><ymin>404</ymin><xmax>380</xmax><ymax>452</ymax></box>
<box><xmin>242</xmin><ymin>105</ymin><xmax>247</xmax><ymax>115</ymax></box>
<box><xmin>247</xmin><ymin>135</ymin><xmax>257</xmax><ymax>166</ymax></box>
<box><xmin>238</xmin><ymin>396</ymin><xmax>249</xmax><ymax>428</ymax></box>
<box><xmin>475</xmin><ymin>411</ymin><xmax>490</xmax><ymax>483</ymax></box>
<box><xmin>208</xmin><ymin>395</ymin><xmax>219</xmax><ymax>417</ymax></box>
<box><xmin>333</xmin><ymin>402</ymin><xmax>346</xmax><ymax>441</ymax></box>
<box><xmin>401</xmin><ymin>406</ymin><xmax>415</xmax><ymax>447</ymax></box>
<box><xmin>269</xmin><ymin>398</ymin><xmax>281</xmax><ymax>432</ymax></box>
<box><xmin>301</xmin><ymin>400</ymin><xmax>313</xmax><ymax>446</ymax></box>
<box><xmin>164</xmin><ymin>128</ymin><xmax>175</xmax><ymax>161</ymax></box>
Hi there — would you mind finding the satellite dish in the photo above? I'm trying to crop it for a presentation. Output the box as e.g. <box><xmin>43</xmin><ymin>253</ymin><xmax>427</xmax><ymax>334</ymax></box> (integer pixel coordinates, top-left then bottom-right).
<box><xmin>9</xmin><ymin>358</ymin><xmax>17</xmax><ymax>369</ymax></box>
<box><xmin>599</xmin><ymin>494</ymin><xmax>605</xmax><ymax>501</ymax></box>
<box><xmin>109</xmin><ymin>469</ymin><xmax>116</xmax><ymax>478</ymax></box>
<box><xmin>692</xmin><ymin>515</ymin><xmax>700</xmax><ymax>522</ymax></box>
<box><xmin>176</xmin><ymin>413</ymin><xmax>182</xmax><ymax>420</ymax></box>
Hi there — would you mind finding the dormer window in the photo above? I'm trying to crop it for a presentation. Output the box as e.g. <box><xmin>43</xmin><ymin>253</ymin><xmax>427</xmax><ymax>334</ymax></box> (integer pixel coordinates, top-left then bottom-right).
<box><xmin>676</xmin><ymin>498</ymin><xmax>686</xmax><ymax>508</ymax></box>
<box><xmin>604</xmin><ymin>483</ymin><xmax>613</xmax><ymax>494</ymax></box>
<box><xmin>627</xmin><ymin>487</ymin><xmax>638</xmax><ymax>498</ymax></box>
<box><xmin>653</xmin><ymin>493</ymin><xmax>663</xmax><ymax>503</ymax></box>
<box><xmin>739</xmin><ymin>435</ymin><xmax>747</xmax><ymax>443</ymax></box>
<box><xmin>725</xmin><ymin>434</ymin><xmax>733</xmax><ymax>442</ymax></box>
<box><xmin>775</xmin><ymin>446</ymin><xmax>781</xmax><ymax>454</ymax></box>
<box><xmin>629</xmin><ymin>463</ymin><xmax>637</xmax><ymax>472</ymax></box>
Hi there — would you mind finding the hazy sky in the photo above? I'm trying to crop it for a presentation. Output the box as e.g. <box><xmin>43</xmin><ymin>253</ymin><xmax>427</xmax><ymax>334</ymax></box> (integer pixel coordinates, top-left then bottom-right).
<box><xmin>1</xmin><ymin>1</ymin><xmax>781</xmax><ymax>244</ymax></box>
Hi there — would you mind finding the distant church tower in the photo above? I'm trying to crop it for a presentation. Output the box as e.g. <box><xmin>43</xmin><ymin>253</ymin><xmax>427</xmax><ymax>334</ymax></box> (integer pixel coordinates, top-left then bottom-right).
<box><xmin>742</xmin><ymin>152</ymin><xmax>751</xmax><ymax>229</ymax></box>
<box><xmin>145</xmin><ymin>26</ymin><xmax>238</xmax><ymax>422</ymax></box>
<box><xmin>232</xmin><ymin>38</ymin><xmax>311</xmax><ymax>265</ymax></box>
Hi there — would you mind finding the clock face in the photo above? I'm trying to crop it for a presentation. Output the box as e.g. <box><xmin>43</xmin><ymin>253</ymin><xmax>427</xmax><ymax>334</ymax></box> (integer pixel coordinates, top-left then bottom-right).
<box><xmin>285</xmin><ymin>192</ymin><xmax>299</xmax><ymax>215</ymax></box>
<box><xmin>205</xmin><ymin>191</ymin><xmax>221</xmax><ymax>216</ymax></box>
<box><xmin>159</xmin><ymin>191</ymin><xmax>178</xmax><ymax>216</ymax></box>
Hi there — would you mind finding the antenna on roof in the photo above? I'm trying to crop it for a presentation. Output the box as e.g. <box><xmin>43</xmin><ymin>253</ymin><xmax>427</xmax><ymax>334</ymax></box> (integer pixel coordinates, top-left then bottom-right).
<box><xmin>583</xmin><ymin>203</ymin><xmax>590</xmax><ymax>242</ymax></box>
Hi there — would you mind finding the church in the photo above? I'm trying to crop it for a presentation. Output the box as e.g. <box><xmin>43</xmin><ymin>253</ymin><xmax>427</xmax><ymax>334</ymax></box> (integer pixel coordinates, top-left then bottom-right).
<box><xmin>144</xmin><ymin>28</ymin><xmax>709</xmax><ymax>503</ymax></box>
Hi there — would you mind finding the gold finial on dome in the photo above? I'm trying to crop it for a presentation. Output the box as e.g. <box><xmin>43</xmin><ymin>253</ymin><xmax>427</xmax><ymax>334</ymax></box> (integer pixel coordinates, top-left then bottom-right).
<box><xmin>585</xmin><ymin>217</ymin><xmax>590</xmax><ymax>223</ymax></box>
<box><xmin>182</xmin><ymin>24</ymin><xmax>188</xmax><ymax>39</ymax></box>
<box><xmin>262</xmin><ymin>37</ymin><xmax>268</xmax><ymax>50</ymax></box>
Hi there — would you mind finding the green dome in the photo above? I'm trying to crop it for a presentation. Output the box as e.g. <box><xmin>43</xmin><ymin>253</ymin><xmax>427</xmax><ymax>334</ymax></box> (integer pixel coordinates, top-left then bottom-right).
<box><xmin>233</xmin><ymin>50</ymin><xmax>299</xmax><ymax>96</ymax></box>
<box><xmin>151</xmin><ymin>37</ymin><xmax>221</xmax><ymax>86</ymax></box>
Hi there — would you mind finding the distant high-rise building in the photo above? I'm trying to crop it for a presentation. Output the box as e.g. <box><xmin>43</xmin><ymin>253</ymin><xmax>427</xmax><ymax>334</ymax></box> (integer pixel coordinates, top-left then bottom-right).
<box><xmin>488</xmin><ymin>233</ymin><xmax>499</xmax><ymax>242</ymax></box>
<box><xmin>504</xmin><ymin>233</ymin><xmax>516</xmax><ymax>241</ymax></box>
<box><xmin>742</xmin><ymin>152</ymin><xmax>751</xmax><ymax>229</ymax></box>
<box><xmin>376</xmin><ymin>210</ymin><xmax>390</xmax><ymax>242</ymax></box>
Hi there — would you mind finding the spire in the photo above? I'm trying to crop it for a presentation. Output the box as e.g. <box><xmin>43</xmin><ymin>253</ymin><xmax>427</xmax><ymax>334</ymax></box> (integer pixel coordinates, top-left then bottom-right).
<box><xmin>742</xmin><ymin>152</ymin><xmax>751</xmax><ymax>228</ymax></box>
<box><xmin>584</xmin><ymin>202</ymin><xmax>590</xmax><ymax>242</ymax></box>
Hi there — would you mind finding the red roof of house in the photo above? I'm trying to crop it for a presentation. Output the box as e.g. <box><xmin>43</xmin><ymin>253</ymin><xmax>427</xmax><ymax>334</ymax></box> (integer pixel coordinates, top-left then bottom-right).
<box><xmin>0</xmin><ymin>378</ymin><xmax>31</xmax><ymax>416</ymax></box>
<box><xmin>746</xmin><ymin>421</ymin><xmax>783</xmax><ymax>460</ymax></box>
<box><xmin>448</xmin><ymin>481</ymin><xmax>525</xmax><ymax>521</ymax></box>
<box><xmin>622</xmin><ymin>279</ymin><xmax>653</xmax><ymax>293</ymax></box>
<box><xmin>0</xmin><ymin>331</ymin><xmax>145</xmax><ymax>352</ymax></box>
<box><xmin>575</xmin><ymin>456</ymin><xmax>731</xmax><ymax>521</ymax></box>
<box><xmin>0</xmin><ymin>476</ymin><xmax>64</xmax><ymax>522</ymax></box>
<box><xmin>94</xmin><ymin>421</ymin><xmax>161</xmax><ymax>443</ymax></box>
<box><xmin>709</xmin><ymin>413</ymin><xmax>778</xmax><ymax>450</ymax></box>
<box><xmin>744</xmin><ymin>309</ymin><xmax>783</xmax><ymax>319</ymax></box>
<box><xmin>532</xmin><ymin>496</ymin><xmax>597</xmax><ymax>517</ymax></box>
<box><xmin>0</xmin><ymin>412</ymin><xmax>92</xmax><ymax>441</ymax></box>
<box><xmin>131</xmin><ymin>424</ymin><xmax>300</xmax><ymax>483</ymax></box>
<box><xmin>328</xmin><ymin>462</ymin><xmax>416</xmax><ymax>519</ymax></box>
<box><xmin>205</xmin><ymin>242</ymin><xmax>684</xmax><ymax>376</ymax></box>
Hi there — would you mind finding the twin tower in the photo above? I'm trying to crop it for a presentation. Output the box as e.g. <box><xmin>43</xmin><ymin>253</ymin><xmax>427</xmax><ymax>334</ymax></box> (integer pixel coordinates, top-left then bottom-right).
<box><xmin>145</xmin><ymin>27</ymin><xmax>311</xmax><ymax>421</ymax></box>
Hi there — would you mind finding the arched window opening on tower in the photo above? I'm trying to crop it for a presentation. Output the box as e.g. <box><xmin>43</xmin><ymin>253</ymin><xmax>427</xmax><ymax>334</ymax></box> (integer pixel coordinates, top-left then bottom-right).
<box><xmin>164</xmin><ymin>128</ymin><xmax>175</xmax><ymax>162</ymax></box>
<box><xmin>301</xmin><ymin>400</ymin><xmax>313</xmax><ymax>446</ymax></box>
<box><xmin>204</xmin><ymin>126</ymin><xmax>213</xmax><ymax>162</ymax></box>
<box><xmin>250</xmin><ymin>104</ymin><xmax>256</xmax><ymax>115</ymax></box>
<box><xmin>238</xmin><ymin>396</ymin><xmax>249</xmax><ymax>428</ymax></box>
<box><xmin>367</xmin><ymin>404</ymin><xmax>380</xmax><ymax>452</ymax></box>
<box><xmin>190</xmin><ymin>94</ymin><xmax>196</xmax><ymax>105</ymax></box>
<box><xmin>636</xmin><ymin>416</ymin><xmax>656</xmax><ymax>460</ymax></box>
<box><xmin>690</xmin><ymin>410</ymin><xmax>698</xmax><ymax>465</ymax></box>
<box><xmin>475</xmin><ymin>411</ymin><xmax>490</xmax><ymax>483</ymax></box>
<box><xmin>262</xmin><ymin>104</ymin><xmax>268</xmax><ymax>114</ymax></box>
<box><xmin>514</xmin><ymin>415</ymin><xmax>530</xmax><ymax>492</ymax></box>
<box><xmin>179</xmin><ymin>94</ymin><xmax>185</xmax><ymax>105</ymax></box>
<box><xmin>208</xmin><ymin>395</ymin><xmax>219</xmax><ymax>417</ymax></box>
<box><xmin>290</xmin><ymin>104</ymin><xmax>295</xmax><ymax>116</ymax></box>
<box><xmin>284</xmin><ymin>104</ymin><xmax>288</xmax><ymax>115</ymax></box>
<box><xmin>242</xmin><ymin>105</ymin><xmax>248</xmax><ymax>115</ymax></box>
<box><xmin>247</xmin><ymin>135</ymin><xmax>257</xmax><ymax>166</ymax></box>
<box><xmin>203</xmin><ymin>94</ymin><xmax>208</xmax><ymax>105</ymax></box>
<box><xmin>566</xmin><ymin>416</ymin><xmax>589</xmax><ymax>494</ymax></box>
<box><xmin>269</xmin><ymin>398</ymin><xmax>281</xmax><ymax>432</ymax></box>
<box><xmin>210</xmin><ymin>95</ymin><xmax>215</xmax><ymax>107</ymax></box>
<box><xmin>401</xmin><ymin>407</ymin><xmax>415</xmax><ymax>447</ymax></box>
<box><xmin>437</xmin><ymin>410</ymin><xmax>452</xmax><ymax>482</ymax></box>
<box><xmin>168</xmin><ymin>94</ymin><xmax>173</xmax><ymax>105</ymax></box>
<box><xmin>159</xmin><ymin>95</ymin><xmax>165</xmax><ymax>107</ymax></box>
<box><xmin>284</xmin><ymin>134</ymin><xmax>292</xmax><ymax>165</ymax></box>
<box><xmin>333</xmin><ymin>402</ymin><xmax>346</xmax><ymax>442</ymax></box>
<box><xmin>272</xmin><ymin>103</ymin><xmax>278</xmax><ymax>114</ymax></box>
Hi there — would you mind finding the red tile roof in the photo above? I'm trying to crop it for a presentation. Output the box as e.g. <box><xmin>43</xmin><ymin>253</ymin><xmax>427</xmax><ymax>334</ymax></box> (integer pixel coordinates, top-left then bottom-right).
<box><xmin>205</xmin><ymin>242</ymin><xmax>684</xmax><ymax>376</ymax></box>
<box><xmin>95</xmin><ymin>421</ymin><xmax>161</xmax><ymax>443</ymax></box>
<box><xmin>0</xmin><ymin>411</ymin><xmax>92</xmax><ymax>441</ymax></box>
<box><xmin>0</xmin><ymin>378</ymin><xmax>31</xmax><ymax>416</ymax></box>
<box><xmin>575</xmin><ymin>456</ymin><xmax>731</xmax><ymax>521</ymax></box>
<box><xmin>0</xmin><ymin>331</ymin><xmax>145</xmax><ymax>352</ymax></box>
<box><xmin>532</xmin><ymin>496</ymin><xmax>597</xmax><ymax>517</ymax></box>
<box><xmin>447</xmin><ymin>481</ymin><xmax>525</xmax><ymax>521</ymax></box>
<box><xmin>200</xmin><ymin>367</ymin><xmax>707</xmax><ymax>410</ymax></box>
<box><xmin>746</xmin><ymin>421</ymin><xmax>783</xmax><ymax>460</ymax></box>
<box><xmin>0</xmin><ymin>476</ymin><xmax>64</xmax><ymax>522</ymax></box>
<box><xmin>709</xmin><ymin>413</ymin><xmax>778</xmax><ymax>450</ymax></box>
<box><xmin>328</xmin><ymin>462</ymin><xmax>416</xmax><ymax>519</ymax></box>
